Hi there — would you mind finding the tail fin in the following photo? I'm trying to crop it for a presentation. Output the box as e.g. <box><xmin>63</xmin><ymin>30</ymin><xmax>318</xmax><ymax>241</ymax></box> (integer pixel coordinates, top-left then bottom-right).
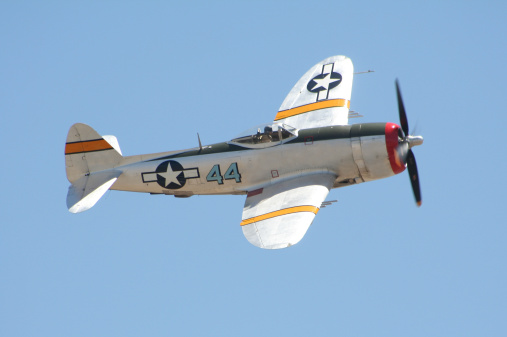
<box><xmin>65</xmin><ymin>123</ymin><xmax>123</xmax><ymax>213</ymax></box>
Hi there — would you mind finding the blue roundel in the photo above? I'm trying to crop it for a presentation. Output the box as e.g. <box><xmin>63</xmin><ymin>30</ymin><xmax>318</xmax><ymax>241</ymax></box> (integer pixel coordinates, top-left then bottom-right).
<box><xmin>307</xmin><ymin>72</ymin><xmax>342</xmax><ymax>93</ymax></box>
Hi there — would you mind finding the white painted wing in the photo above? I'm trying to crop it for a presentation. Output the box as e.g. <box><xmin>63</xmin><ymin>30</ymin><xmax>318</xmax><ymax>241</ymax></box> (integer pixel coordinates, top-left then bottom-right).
<box><xmin>274</xmin><ymin>55</ymin><xmax>353</xmax><ymax>129</ymax></box>
<box><xmin>241</xmin><ymin>173</ymin><xmax>336</xmax><ymax>249</ymax></box>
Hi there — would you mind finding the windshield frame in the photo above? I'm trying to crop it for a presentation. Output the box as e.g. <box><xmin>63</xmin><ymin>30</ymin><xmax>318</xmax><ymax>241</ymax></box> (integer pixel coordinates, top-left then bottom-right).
<box><xmin>227</xmin><ymin>123</ymin><xmax>298</xmax><ymax>149</ymax></box>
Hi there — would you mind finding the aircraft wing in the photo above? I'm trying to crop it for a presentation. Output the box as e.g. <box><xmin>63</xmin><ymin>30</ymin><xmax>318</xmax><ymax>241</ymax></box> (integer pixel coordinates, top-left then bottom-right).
<box><xmin>241</xmin><ymin>173</ymin><xmax>336</xmax><ymax>249</ymax></box>
<box><xmin>274</xmin><ymin>55</ymin><xmax>353</xmax><ymax>129</ymax></box>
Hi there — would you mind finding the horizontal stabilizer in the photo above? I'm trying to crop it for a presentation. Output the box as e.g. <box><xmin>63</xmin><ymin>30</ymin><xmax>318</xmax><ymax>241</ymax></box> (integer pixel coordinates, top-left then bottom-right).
<box><xmin>67</xmin><ymin>170</ymin><xmax>121</xmax><ymax>213</ymax></box>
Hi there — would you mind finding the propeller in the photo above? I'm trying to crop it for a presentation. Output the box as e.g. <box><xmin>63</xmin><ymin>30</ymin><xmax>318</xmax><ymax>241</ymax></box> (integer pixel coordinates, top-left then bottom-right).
<box><xmin>395</xmin><ymin>79</ymin><xmax>423</xmax><ymax>206</ymax></box>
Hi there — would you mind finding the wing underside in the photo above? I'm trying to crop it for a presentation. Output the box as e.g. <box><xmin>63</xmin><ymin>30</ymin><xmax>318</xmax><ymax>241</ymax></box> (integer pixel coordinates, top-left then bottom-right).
<box><xmin>274</xmin><ymin>55</ymin><xmax>353</xmax><ymax>130</ymax></box>
<box><xmin>241</xmin><ymin>173</ymin><xmax>336</xmax><ymax>249</ymax></box>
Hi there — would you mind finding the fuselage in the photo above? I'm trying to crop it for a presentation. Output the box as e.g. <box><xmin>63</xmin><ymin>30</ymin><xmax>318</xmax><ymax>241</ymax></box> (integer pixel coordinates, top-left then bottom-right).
<box><xmin>110</xmin><ymin>122</ymin><xmax>405</xmax><ymax>197</ymax></box>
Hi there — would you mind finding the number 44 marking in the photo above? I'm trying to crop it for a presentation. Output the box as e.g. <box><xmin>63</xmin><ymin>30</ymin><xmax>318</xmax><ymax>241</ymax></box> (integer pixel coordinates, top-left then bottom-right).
<box><xmin>206</xmin><ymin>162</ymin><xmax>241</xmax><ymax>184</ymax></box>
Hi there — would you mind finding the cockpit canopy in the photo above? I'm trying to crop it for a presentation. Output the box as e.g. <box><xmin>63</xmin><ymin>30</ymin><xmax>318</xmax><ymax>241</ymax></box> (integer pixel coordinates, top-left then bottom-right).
<box><xmin>228</xmin><ymin>123</ymin><xmax>298</xmax><ymax>148</ymax></box>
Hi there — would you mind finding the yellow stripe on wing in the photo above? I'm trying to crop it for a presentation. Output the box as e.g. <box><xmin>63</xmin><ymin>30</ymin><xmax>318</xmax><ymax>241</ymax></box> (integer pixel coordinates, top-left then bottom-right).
<box><xmin>274</xmin><ymin>99</ymin><xmax>350</xmax><ymax>121</ymax></box>
<box><xmin>240</xmin><ymin>205</ymin><xmax>319</xmax><ymax>226</ymax></box>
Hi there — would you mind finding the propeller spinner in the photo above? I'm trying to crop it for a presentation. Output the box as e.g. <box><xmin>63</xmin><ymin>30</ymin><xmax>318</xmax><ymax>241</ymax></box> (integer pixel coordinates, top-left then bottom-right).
<box><xmin>395</xmin><ymin>79</ymin><xmax>423</xmax><ymax>206</ymax></box>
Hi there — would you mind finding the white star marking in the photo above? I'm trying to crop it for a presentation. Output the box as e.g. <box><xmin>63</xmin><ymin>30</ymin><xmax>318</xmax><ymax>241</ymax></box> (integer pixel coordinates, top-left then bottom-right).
<box><xmin>157</xmin><ymin>167</ymin><xmax>182</xmax><ymax>187</ymax></box>
<box><xmin>311</xmin><ymin>73</ymin><xmax>339</xmax><ymax>91</ymax></box>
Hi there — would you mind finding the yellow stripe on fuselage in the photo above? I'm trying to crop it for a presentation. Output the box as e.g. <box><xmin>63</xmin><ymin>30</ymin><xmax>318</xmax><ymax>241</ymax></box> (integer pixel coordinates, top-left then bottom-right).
<box><xmin>240</xmin><ymin>205</ymin><xmax>319</xmax><ymax>226</ymax></box>
<box><xmin>274</xmin><ymin>99</ymin><xmax>350</xmax><ymax>121</ymax></box>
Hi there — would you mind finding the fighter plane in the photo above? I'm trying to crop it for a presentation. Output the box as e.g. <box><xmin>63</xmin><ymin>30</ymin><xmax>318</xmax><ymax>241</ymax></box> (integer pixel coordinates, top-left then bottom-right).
<box><xmin>64</xmin><ymin>55</ymin><xmax>423</xmax><ymax>249</ymax></box>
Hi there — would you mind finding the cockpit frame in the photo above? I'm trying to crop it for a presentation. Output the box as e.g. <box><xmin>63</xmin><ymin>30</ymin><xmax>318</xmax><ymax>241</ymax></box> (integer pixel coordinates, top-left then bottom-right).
<box><xmin>227</xmin><ymin>123</ymin><xmax>298</xmax><ymax>149</ymax></box>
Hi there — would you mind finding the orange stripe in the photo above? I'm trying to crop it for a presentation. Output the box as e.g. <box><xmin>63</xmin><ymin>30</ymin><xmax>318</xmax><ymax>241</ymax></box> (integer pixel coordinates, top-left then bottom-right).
<box><xmin>274</xmin><ymin>99</ymin><xmax>349</xmax><ymax>121</ymax></box>
<box><xmin>240</xmin><ymin>205</ymin><xmax>319</xmax><ymax>226</ymax></box>
<box><xmin>65</xmin><ymin>139</ymin><xmax>113</xmax><ymax>154</ymax></box>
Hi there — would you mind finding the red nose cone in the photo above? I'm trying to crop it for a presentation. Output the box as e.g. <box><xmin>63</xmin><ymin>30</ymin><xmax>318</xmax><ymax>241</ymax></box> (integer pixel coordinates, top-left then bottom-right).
<box><xmin>385</xmin><ymin>123</ymin><xmax>406</xmax><ymax>174</ymax></box>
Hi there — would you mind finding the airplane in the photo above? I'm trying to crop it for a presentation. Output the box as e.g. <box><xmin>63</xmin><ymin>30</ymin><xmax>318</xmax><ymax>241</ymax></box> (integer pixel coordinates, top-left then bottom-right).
<box><xmin>64</xmin><ymin>55</ymin><xmax>423</xmax><ymax>249</ymax></box>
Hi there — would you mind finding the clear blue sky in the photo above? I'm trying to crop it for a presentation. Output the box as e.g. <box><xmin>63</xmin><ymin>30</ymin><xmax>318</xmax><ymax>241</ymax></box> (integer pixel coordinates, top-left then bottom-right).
<box><xmin>1</xmin><ymin>1</ymin><xmax>506</xmax><ymax>336</ymax></box>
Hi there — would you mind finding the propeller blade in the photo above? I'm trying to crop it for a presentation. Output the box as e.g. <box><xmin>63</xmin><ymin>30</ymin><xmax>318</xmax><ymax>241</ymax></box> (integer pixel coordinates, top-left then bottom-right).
<box><xmin>395</xmin><ymin>79</ymin><xmax>409</xmax><ymax>136</ymax></box>
<box><xmin>406</xmin><ymin>149</ymin><xmax>422</xmax><ymax>206</ymax></box>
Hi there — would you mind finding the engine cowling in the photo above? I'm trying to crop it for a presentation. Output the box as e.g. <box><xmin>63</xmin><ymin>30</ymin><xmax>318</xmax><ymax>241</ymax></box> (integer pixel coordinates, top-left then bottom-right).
<box><xmin>350</xmin><ymin>122</ymin><xmax>406</xmax><ymax>182</ymax></box>
<box><xmin>385</xmin><ymin>122</ymin><xmax>407</xmax><ymax>175</ymax></box>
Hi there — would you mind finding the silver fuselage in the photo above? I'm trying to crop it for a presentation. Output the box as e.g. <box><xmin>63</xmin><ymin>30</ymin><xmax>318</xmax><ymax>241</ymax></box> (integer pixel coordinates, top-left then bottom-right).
<box><xmin>111</xmin><ymin>123</ymin><xmax>400</xmax><ymax>197</ymax></box>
